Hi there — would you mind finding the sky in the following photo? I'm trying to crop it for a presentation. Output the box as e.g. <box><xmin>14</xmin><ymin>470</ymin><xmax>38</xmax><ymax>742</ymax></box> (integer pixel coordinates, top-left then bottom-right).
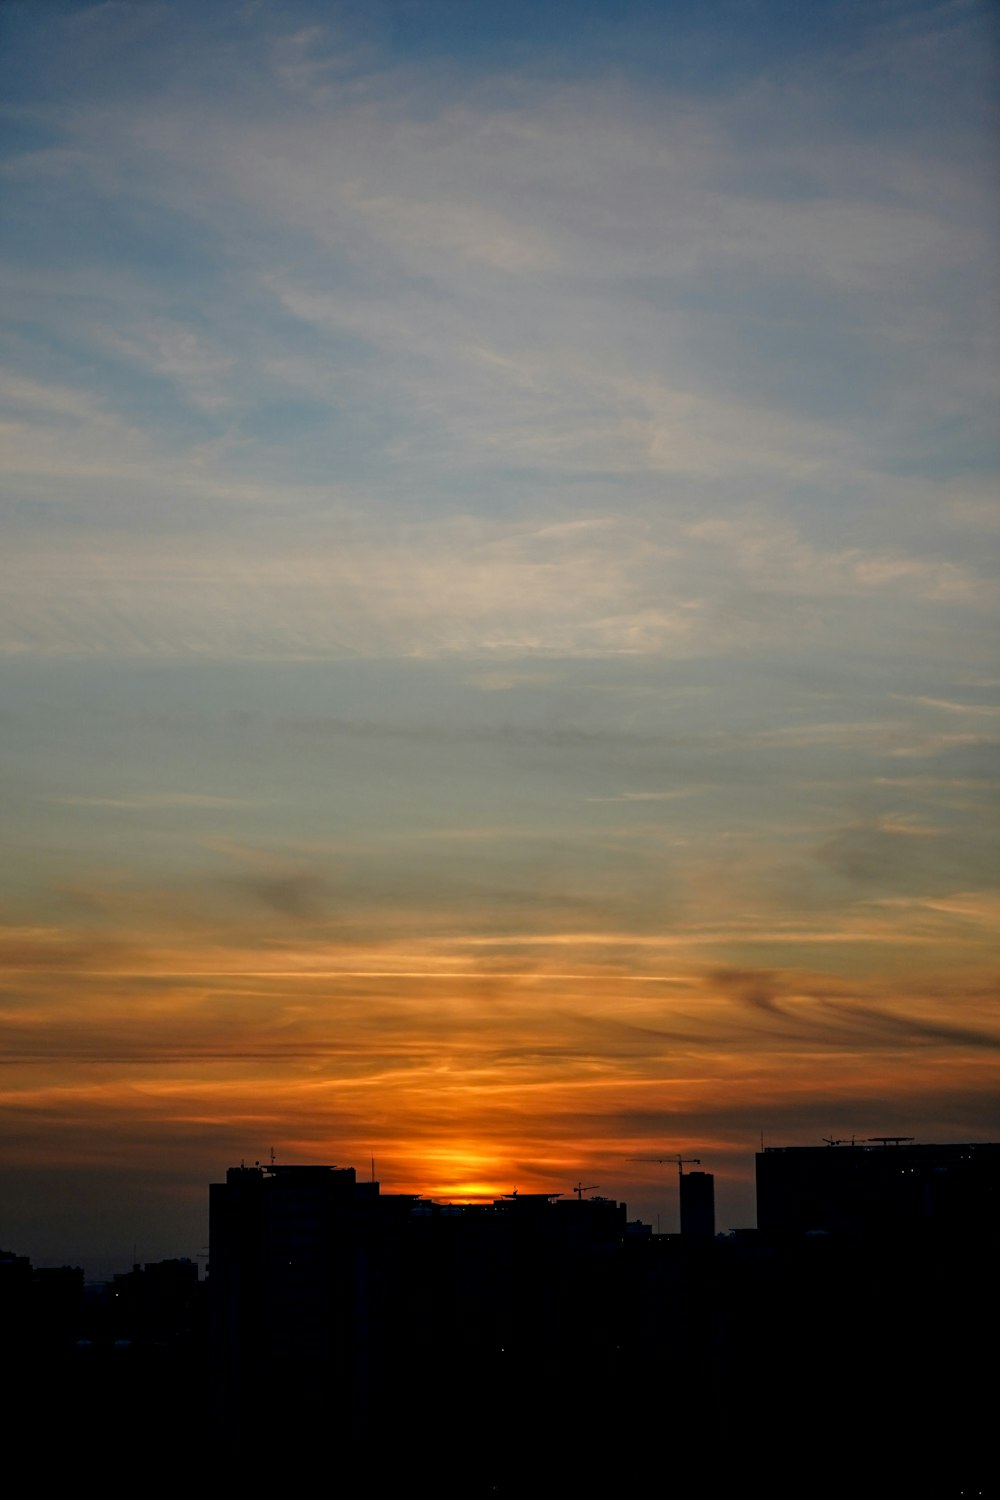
<box><xmin>1</xmin><ymin>0</ymin><xmax>997</xmax><ymax>1282</ymax></box>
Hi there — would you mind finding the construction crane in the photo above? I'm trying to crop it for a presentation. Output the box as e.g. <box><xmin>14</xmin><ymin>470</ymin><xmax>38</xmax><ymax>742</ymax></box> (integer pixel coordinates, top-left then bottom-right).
<box><xmin>631</xmin><ymin>1154</ymin><xmax>701</xmax><ymax>1179</ymax></box>
<box><xmin>629</xmin><ymin>1155</ymin><xmax>703</xmax><ymax>1237</ymax></box>
<box><xmin>572</xmin><ymin>1182</ymin><xmax>599</xmax><ymax>1200</ymax></box>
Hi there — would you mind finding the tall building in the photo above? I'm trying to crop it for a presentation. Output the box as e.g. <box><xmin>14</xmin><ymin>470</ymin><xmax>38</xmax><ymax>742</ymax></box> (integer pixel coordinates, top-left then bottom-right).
<box><xmin>208</xmin><ymin>1162</ymin><xmax>403</xmax><ymax>1434</ymax></box>
<box><xmin>747</xmin><ymin>1139</ymin><xmax>1000</xmax><ymax>1496</ymax></box>
<box><xmin>679</xmin><ymin>1168</ymin><xmax>715</xmax><ymax>1238</ymax></box>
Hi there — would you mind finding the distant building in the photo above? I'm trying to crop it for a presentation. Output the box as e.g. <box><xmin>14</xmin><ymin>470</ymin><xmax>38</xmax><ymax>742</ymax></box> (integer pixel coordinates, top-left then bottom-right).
<box><xmin>110</xmin><ymin>1256</ymin><xmax>200</xmax><ymax>1342</ymax></box>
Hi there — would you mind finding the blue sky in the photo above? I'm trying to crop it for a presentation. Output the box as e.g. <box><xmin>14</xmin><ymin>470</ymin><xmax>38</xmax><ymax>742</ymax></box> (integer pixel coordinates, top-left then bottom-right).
<box><xmin>1</xmin><ymin>0</ymin><xmax>997</xmax><ymax>1277</ymax></box>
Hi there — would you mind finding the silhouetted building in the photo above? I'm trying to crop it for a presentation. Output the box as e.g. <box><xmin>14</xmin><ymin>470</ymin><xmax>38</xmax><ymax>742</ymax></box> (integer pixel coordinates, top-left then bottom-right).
<box><xmin>755</xmin><ymin>1138</ymin><xmax>1000</xmax><ymax>1244</ymax></box>
<box><xmin>743</xmin><ymin>1139</ymin><xmax>1000</xmax><ymax>1496</ymax></box>
<box><xmin>679</xmin><ymin>1168</ymin><xmax>715</xmax><ymax>1237</ymax></box>
<box><xmin>208</xmin><ymin>1162</ymin><xmax>399</xmax><ymax>1435</ymax></box>
<box><xmin>207</xmin><ymin>1164</ymin><xmax>636</xmax><ymax>1481</ymax></box>
<box><xmin>110</xmin><ymin>1256</ymin><xmax>200</xmax><ymax>1342</ymax></box>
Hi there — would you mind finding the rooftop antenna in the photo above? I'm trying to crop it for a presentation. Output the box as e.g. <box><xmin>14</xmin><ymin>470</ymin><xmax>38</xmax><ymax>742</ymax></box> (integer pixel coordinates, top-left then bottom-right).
<box><xmin>371</xmin><ymin>1155</ymin><xmax>375</xmax><ymax>1183</ymax></box>
<box><xmin>270</xmin><ymin>1145</ymin><xmax>276</xmax><ymax>1166</ymax></box>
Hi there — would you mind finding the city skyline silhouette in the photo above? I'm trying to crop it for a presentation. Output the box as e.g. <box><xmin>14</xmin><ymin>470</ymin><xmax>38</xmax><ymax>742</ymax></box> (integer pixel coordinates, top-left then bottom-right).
<box><xmin>6</xmin><ymin>1137</ymin><xmax>997</xmax><ymax>1496</ymax></box>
